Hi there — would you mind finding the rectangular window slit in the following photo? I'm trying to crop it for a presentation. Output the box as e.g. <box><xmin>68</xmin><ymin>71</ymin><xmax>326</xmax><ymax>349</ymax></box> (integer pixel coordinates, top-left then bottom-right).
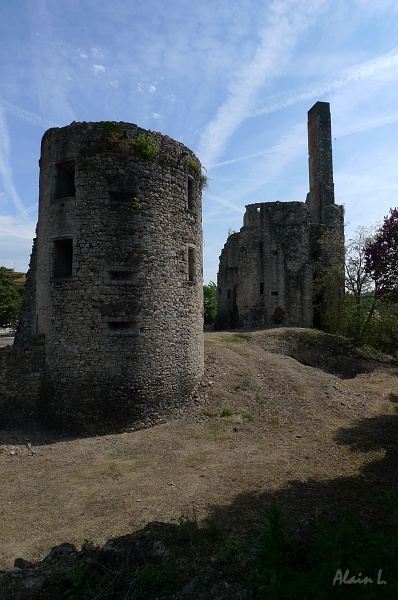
<box><xmin>108</xmin><ymin>322</ymin><xmax>134</xmax><ymax>330</ymax></box>
<box><xmin>106</xmin><ymin>321</ymin><xmax>140</xmax><ymax>336</ymax></box>
<box><xmin>271</xmin><ymin>291</ymin><xmax>279</xmax><ymax>296</ymax></box>
<box><xmin>259</xmin><ymin>282</ymin><xmax>264</xmax><ymax>295</ymax></box>
<box><xmin>188</xmin><ymin>247</ymin><xmax>195</xmax><ymax>282</ymax></box>
<box><xmin>109</xmin><ymin>271</ymin><xmax>133</xmax><ymax>280</ymax></box>
<box><xmin>54</xmin><ymin>160</ymin><xmax>75</xmax><ymax>199</ymax></box>
<box><xmin>53</xmin><ymin>239</ymin><xmax>73</xmax><ymax>278</ymax></box>
<box><xmin>110</xmin><ymin>192</ymin><xmax>134</xmax><ymax>204</ymax></box>
<box><xmin>187</xmin><ymin>177</ymin><xmax>194</xmax><ymax>210</ymax></box>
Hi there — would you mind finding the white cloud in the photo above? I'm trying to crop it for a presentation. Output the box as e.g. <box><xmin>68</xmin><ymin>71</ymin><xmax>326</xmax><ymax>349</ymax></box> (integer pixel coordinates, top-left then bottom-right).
<box><xmin>92</xmin><ymin>64</ymin><xmax>106</xmax><ymax>74</ymax></box>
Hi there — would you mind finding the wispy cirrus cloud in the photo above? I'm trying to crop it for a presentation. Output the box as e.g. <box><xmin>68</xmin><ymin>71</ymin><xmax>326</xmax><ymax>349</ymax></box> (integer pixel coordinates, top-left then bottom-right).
<box><xmin>197</xmin><ymin>0</ymin><xmax>329</xmax><ymax>168</ymax></box>
<box><xmin>251</xmin><ymin>47</ymin><xmax>398</xmax><ymax>118</ymax></box>
<box><xmin>1</xmin><ymin>100</ymin><xmax>56</xmax><ymax>129</ymax></box>
<box><xmin>0</xmin><ymin>101</ymin><xmax>25</xmax><ymax>214</ymax></box>
<box><xmin>28</xmin><ymin>2</ymin><xmax>75</xmax><ymax>123</ymax></box>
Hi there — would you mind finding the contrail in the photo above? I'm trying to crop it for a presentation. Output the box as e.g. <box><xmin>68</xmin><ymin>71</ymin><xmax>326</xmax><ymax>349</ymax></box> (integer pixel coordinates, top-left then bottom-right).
<box><xmin>251</xmin><ymin>48</ymin><xmax>398</xmax><ymax>117</ymax></box>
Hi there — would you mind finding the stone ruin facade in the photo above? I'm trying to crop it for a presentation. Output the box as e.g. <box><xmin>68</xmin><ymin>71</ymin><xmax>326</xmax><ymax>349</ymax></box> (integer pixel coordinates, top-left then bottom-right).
<box><xmin>215</xmin><ymin>102</ymin><xmax>344</xmax><ymax>330</ymax></box>
<box><xmin>1</xmin><ymin>122</ymin><xmax>204</xmax><ymax>433</ymax></box>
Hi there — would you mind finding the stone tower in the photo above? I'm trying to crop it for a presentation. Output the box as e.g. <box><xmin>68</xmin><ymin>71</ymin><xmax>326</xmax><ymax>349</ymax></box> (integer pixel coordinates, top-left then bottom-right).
<box><xmin>15</xmin><ymin>121</ymin><xmax>204</xmax><ymax>433</ymax></box>
<box><xmin>215</xmin><ymin>102</ymin><xmax>344</xmax><ymax>330</ymax></box>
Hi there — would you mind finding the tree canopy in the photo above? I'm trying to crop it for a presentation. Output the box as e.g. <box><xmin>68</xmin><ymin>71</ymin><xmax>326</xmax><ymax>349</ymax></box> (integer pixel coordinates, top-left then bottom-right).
<box><xmin>0</xmin><ymin>267</ymin><xmax>25</xmax><ymax>329</ymax></box>
<box><xmin>364</xmin><ymin>208</ymin><xmax>398</xmax><ymax>302</ymax></box>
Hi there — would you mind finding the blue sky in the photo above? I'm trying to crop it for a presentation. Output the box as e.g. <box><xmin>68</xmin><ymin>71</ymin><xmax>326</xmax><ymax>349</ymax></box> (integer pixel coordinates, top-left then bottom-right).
<box><xmin>1</xmin><ymin>0</ymin><xmax>398</xmax><ymax>284</ymax></box>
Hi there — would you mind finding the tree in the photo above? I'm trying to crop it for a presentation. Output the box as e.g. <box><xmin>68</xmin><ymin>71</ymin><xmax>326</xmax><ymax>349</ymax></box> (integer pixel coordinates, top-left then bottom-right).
<box><xmin>364</xmin><ymin>208</ymin><xmax>398</xmax><ymax>302</ymax></box>
<box><xmin>315</xmin><ymin>219</ymin><xmax>398</xmax><ymax>354</ymax></box>
<box><xmin>0</xmin><ymin>267</ymin><xmax>25</xmax><ymax>328</ymax></box>
<box><xmin>203</xmin><ymin>281</ymin><xmax>217</xmax><ymax>324</ymax></box>
<box><xmin>344</xmin><ymin>226</ymin><xmax>377</xmax><ymax>345</ymax></box>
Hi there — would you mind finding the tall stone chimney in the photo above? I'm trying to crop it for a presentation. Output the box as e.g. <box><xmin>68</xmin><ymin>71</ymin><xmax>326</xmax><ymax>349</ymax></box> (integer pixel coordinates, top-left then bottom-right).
<box><xmin>306</xmin><ymin>101</ymin><xmax>335</xmax><ymax>225</ymax></box>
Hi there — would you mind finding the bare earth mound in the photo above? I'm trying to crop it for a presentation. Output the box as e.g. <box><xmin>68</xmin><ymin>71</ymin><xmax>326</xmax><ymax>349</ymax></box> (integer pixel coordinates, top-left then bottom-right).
<box><xmin>1</xmin><ymin>328</ymin><xmax>398</xmax><ymax>569</ymax></box>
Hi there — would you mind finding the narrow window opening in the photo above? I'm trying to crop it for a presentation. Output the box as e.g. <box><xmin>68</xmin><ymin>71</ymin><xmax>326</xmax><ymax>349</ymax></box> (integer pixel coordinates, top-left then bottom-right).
<box><xmin>55</xmin><ymin>160</ymin><xmax>75</xmax><ymax>199</ymax></box>
<box><xmin>188</xmin><ymin>247</ymin><xmax>195</xmax><ymax>282</ymax></box>
<box><xmin>109</xmin><ymin>271</ymin><xmax>133</xmax><ymax>280</ymax></box>
<box><xmin>272</xmin><ymin>250</ymin><xmax>278</xmax><ymax>256</ymax></box>
<box><xmin>259</xmin><ymin>282</ymin><xmax>264</xmax><ymax>295</ymax></box>
<box><xmin>256</xmin><ymin>207</ymin><xmax>261</xmax><ymax>213</ymax></box>
<box><xmin>271</xmin><ymin>291</ymin><xmax>279</xmax><ymax>297</ymax></box>
<box><xmin>107</xmin><ymin>321</ymin><xmax>139</xmax><ymax>336</ymax></box>
<box><xmin>110</xmin><ymin>191</ymin><xmax>134</xmax><ymax>204</ymax></box>
<box><xmin>53</xmin><ymin>239</ymin><xmax>73</xmax><ymax>278</ymax></box>
<box><xmin>227</xmin><ymin>289</ymin><xmax>231</xmax><ymax>299</ymax></box>
<box><xmin>187</xmin><ymin>177</ymin><xmax>194</xmax><ymax>210</ymax></box>
<box><xmin>218</xmin><ymin>288</ymin><xmax>222</xmax><ymax>295</ymax></box>
<box><xmin>259</xmin><ymin>242</ymin><xmax>263</xmax><ymax>253</ymax></box>
<box><xmin>108</xmin><ymin>322</ymin><xmax>133</xmax><ymax>330</ymax></box>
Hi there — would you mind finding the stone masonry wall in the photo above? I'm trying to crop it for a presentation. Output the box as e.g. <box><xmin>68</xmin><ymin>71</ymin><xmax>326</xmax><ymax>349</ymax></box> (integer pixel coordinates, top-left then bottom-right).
<box><xmin>0</xmin><ymin>337</ymin><xmax>45</xmax><ymax>426</ymax></box>
<box><xmin>216</xmin><ymin>202</ymin><xmax>314</xmax><ymax>329</ymax></box>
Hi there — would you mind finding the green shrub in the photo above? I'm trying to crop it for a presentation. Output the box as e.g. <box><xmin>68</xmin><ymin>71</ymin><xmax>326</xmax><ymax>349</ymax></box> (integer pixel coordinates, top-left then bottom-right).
<box><xmin>131</xmin><ymin>133</ymin><xmax>159</xmax><ymax>159</ymax></box>
<box><xmin>99</xmin><ymin>121</ymin><xmax>121</xmax><ymax>134</ymax></box>
<box><xmin>220</xmin><ymin>408</ymin><xmax>233</xmax><ymax>417</ymax></box>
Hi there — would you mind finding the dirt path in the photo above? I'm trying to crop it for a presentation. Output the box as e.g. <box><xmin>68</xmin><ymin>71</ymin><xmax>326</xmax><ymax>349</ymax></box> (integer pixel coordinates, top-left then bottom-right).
<box><xmin>1</xmin><ymin>329</ymin><xmax>397</xmax><ymax>568</ymax></box>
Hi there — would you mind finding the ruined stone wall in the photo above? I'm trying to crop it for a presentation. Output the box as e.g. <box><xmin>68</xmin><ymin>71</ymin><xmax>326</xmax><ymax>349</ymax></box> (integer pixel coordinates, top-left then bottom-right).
<box><xmin>216</xmin><ymin>202</ymin><xmax>314</xmax><ymax>329</ymax></box>
<box><xmin>0</xmin><ymin>337</ymin><xmax>45</xmax><ymax>426</ymax></box>
<box><xmin>13</xmin><ymin>122</ymin><xmax>204</xmax><ymax>433</ymax></box>
<box><xmin>15</xmin><ymin>238</ymin><xmax>38</xmax><ymax>342</ymax></box>
<box><xmin>215</xmin><ymin>102</ymin><xmax>344</xmax><ymax>332</ymax></box>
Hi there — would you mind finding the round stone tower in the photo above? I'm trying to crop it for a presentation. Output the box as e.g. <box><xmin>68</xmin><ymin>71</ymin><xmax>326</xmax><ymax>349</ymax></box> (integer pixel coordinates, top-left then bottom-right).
<box><xmin>23</xmin><ymin>121</ymin><xmax>204</xmax><ymax>432</ymax></box>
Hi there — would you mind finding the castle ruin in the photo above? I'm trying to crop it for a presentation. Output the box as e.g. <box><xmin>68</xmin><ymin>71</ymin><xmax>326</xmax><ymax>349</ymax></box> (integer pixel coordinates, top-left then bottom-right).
<box><xmin>1</xmin><ymin>122</ymin><xmax>204</xmax><ymax>433</ymax></box>
<box><xmin>215</xmin><ymin>102</ymin><xmax>344</xmax><ymax>330</ymax></box>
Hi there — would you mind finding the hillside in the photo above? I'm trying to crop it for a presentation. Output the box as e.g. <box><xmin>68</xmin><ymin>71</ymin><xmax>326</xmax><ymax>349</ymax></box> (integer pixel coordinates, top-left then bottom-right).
<box><xmin>1</xmin><ymin>328</ymin><xmax>397</xmax><ymax>596</ymax></box>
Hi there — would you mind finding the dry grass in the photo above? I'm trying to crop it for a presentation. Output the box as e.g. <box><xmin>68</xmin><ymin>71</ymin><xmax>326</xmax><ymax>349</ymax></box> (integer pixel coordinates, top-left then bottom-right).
<box><xmin>1</xmin><ymin>328</ymin><xmax>397</xmax><ymax>568</ymax></box>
